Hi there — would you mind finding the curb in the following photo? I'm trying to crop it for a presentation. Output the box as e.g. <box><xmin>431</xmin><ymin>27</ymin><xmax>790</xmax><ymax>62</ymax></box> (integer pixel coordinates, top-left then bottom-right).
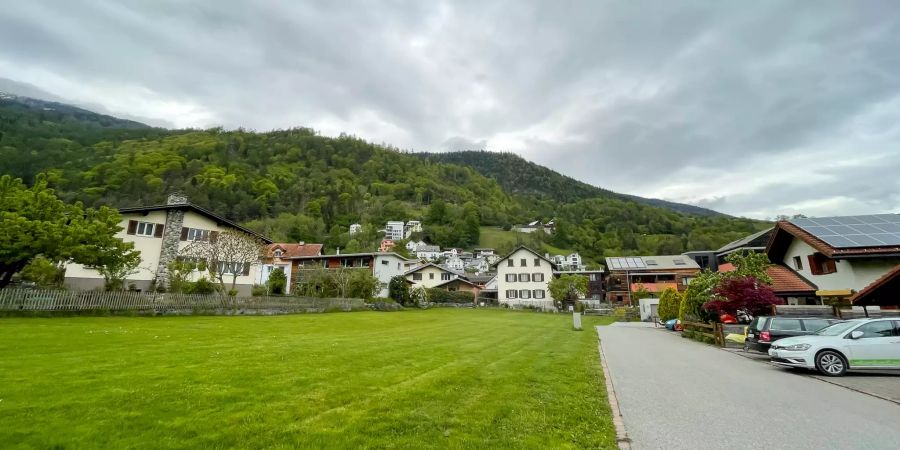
<box><xmin>597</xmin><ymin>332</ymin><xmax>631</xmax><ymax>449</ymax></box>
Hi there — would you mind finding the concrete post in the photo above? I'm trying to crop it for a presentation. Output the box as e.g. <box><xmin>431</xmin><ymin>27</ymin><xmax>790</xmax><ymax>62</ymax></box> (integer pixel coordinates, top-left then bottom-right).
<box><xmin>573</xmin><ymin>312</ymin><xmax>582</xmax><ymax>330</ymax></box>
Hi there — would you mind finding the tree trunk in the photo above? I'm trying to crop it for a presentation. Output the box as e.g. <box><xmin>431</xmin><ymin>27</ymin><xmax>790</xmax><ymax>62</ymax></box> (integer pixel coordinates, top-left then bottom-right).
<box><xmin>0</xmin><ymin>261</ymin><xmax>26</xmax><ymax>289</ymax></box>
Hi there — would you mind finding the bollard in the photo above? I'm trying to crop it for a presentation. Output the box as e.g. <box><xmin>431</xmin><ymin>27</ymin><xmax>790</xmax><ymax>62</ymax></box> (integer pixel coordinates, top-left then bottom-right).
<box><xmin>573</xmin><ymin>311</ymin><xmax>582</xmax><ymax>330</ymax></box>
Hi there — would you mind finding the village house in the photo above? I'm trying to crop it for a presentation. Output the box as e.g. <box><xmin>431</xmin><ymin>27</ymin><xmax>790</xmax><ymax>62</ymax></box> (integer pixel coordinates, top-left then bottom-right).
<box><xmin>415</xmin><ymin>244</ymin><xmax>441</xmax><ymax>261</ymax></box>
<box><xmin>349</xmin><ymin>223</ymin><xmax>362</xmax><ymax>235</ymax></box>
<box><xmin>718</xmin><ymin>261</ymin><xmax>819</xmax><ymax>305</ymax></box>
<box><xmin>405</xmin><ymin>239</ymin><xmax>427</xmax><ymax>252</ymax></box>
<box><xmin>604</xmin><ymin>255</ymin><xmax>701</xmax><ymax>305</ymax></box>
<box><xmin>385</xmin><ymin>221</ymin><xmax>405</xmax><ymax>240</ymax></box>
<box><xmin>259</xmin><ymin>242</ymin><xmax>323</xmax><ymax>295</ymax></box>
<box><xmin>493</xmin><ymin>246</ymin><xmax>556</xmax><ymax>305</ymax></box>
<box><xmin>405</xmin><ymin>220</ymin><xmax>422</xmax><ymax>236</ymax></box>
<box><xmin>553</xmin><ymin>269</ymin><xmax>605</xmax><ymax>301</ymax></box>
<box><xmin>287</xmin><ymin>251</ymin><xmax>416</xmax><ymax>297</ymax></box>
<box><xmin>405</xmin><ymin>263</ymin><xmax>466</xmax><ymax>288</ymax></box>
<box><xmin>765</xmin><ymin>214</ymin><xmax>900</xmax><ymax>306</ymax></box>
<box><xmin>64</xmin><ymin>193</ymin><xmax>273</xmax><ymax>295</ymax></box>
<box><xmin>379</xmin><ymin>239</ymin><xmax>395</xmax><ymax>252</ymax></box>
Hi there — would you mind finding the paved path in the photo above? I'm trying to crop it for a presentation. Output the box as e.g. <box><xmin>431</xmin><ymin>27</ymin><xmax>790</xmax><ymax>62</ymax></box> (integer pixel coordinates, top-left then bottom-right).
<box><xmin>597</xmin><ymin>323</ymin><xmax>900</xmax><ymax>450</ymax></box>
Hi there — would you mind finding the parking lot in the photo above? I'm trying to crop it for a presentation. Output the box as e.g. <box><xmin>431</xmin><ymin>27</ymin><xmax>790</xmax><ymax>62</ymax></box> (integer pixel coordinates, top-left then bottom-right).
<box><xmin>723</xmin><ymin>347</ymin><xmax>900</xmax><ymax>404</ymax></box>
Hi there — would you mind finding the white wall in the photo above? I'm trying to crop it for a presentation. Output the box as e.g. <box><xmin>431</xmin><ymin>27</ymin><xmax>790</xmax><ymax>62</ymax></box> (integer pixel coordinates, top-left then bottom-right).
<box><xmin>406</xmin><ymin>265</ymin><xmax>456</xmax><ymax>289</ymax></box>
<box><xmin>781</xmin><ymin>238</ymin><xmax>899</xmax><ymax>292</ymax></box>
<box><xmin>373</xmin><ymin>254</ymin><xmax>414</xmax><ymax>297</ymax></box>
<box><xmin>497</xmin><ymin>248</ymin><xmax>553</xmax><ymax>303</ymax></box>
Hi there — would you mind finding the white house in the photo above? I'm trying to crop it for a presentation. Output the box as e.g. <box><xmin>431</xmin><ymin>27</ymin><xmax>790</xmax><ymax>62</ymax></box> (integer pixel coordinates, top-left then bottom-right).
<box><xmin>64</xmin><ymin>193</ymin><xmax>273</xmax><ymax>295</ymax></box>
<box><xmin>445</xmin><ymin>255</ymin><xmax>465</xmax><ymax>271</ymax></box>
<box><xmin>493</xmin><ymin>246</ymin><xmax>556</xmax><ymax>305</ymax></box>
<box><xmin>385</xmin><ymin>221</ymin><xmax>405</xmax><ymax>240</ymax></box>
<box><xmin>405</xmin><ymin>220</ymin><xmax>423</xmax><ymax>237</ymax></box>
<box><xmin>415</xmin><ymin>244</ymin><xmax>441</xmax><ymax>261</ymax></box>
<box><xmin>405</xmin><ymin>263</ymin><xmax>464</xmax><ymax>289</ymax></box>
<box><xmin>465</xmin><ymin>257</ymin><xmax>489</xmax><ymax>273</ymax></box>
<box><xmin>766</xmin><ymin>215</ymin><xmax>900</xmax><ymax>305</ymax></box>
<box><xmin>406</xmin><ymin>239</ymin><xmax>427</xmax><ymax>252</ymax></box>
<box><xmin>259</xmin><ymin>242</ymin><xmax>323</xmax><ymax>295</ymax></box>
<box><xmin>349</xmin><ymin>223</ymin><xmax>362</xmax><ymax>235</ymax></box>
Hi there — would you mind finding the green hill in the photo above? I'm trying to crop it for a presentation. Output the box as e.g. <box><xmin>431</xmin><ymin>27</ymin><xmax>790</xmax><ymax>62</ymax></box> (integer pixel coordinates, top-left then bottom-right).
<box><xmin>0</xmin><ymin>95</ymin><xmax>769</xmax><ymax>262</ymax></box>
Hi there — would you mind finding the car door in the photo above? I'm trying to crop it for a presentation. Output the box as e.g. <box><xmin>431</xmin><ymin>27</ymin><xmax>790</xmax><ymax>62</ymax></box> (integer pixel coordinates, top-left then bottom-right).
<box><xmin>845</xmin><ymin>320</ymin><xmax>899</xmax><ymax>368</ymax></box>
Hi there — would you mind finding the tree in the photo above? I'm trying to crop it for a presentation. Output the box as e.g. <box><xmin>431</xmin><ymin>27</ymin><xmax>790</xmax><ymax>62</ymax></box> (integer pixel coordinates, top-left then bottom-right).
<box><xmin>267</xmin><ymin>267</ymin><xmax>287</xmax><ymax>295</ymax></box>
<box><xmin>724</xmin><ymin>251</ymin><xmax>772</xmax><ymax>284</ymax></box>
<box><xmin>703</xmin><ymin>276</ymin><xmax>783</xmax><ymax>318</ymax></box>
<box><xmin>678</xmin><ymin>270</ymin><xmax>722</xmax><ymax>322</ymax></box>
<box><xmin>97</xmin><ymin>249</ymin><xmax>142</xmax><ymax>291</ymax></box>
<box><xmin>549</xmin><ymin>274</ymin><xmax>588</xmax><ymax>306</ymax></box>
<box><xmin>426</xmin><ymin>198</ymin><xmax>447</xmax><ymax>225</ymax></box>
<box><xmin>181</xmin><ymin>229</ymin><xmax>266</xmax><ymax>295</ymax></box>
<box><xmin>346</xmin><ymin>269</ymin><xmax>378</xmax><ymax>299</ymax></box>
<box><xmin>19</xmin><ymin>256</ymin><xmax>65</xmax><ymax>288</ymax></box>
<box><xmin>657</xmin><ymin>288</ymin><xmax>681</xmax><ymax>322</ymax></box>
<box><xmin>388</xmin><ymin>275</ymin><xmax>410</xmax><ymax>304</ymax></box>
<box><xmin>0</xmin><ymin>174</ymin><xmax>136</xmax><ymax>288</ymax></box>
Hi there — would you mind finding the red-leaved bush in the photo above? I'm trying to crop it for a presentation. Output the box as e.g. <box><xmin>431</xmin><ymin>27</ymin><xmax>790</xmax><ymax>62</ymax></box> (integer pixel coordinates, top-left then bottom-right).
<box><xmin>703</xmin><ymin>275</ymin><xmax>783</xmax><ymax>317</ymax></box>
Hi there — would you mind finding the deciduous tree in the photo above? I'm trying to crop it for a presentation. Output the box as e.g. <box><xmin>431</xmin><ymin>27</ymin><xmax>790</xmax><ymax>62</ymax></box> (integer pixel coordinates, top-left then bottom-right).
<box><xmin>181</xmin><ymin>229</ymin><xmax>266</xmax><ymax>295</ymax></box>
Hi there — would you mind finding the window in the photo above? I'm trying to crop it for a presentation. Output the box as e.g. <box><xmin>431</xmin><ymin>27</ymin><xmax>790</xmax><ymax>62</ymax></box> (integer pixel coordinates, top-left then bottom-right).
<box><xmin>273</xmin><ymin>249</ymin><xmax>283</xmax><ymax>258</ymax></box>
<box><xmin>534</xmin><ymin>258</ymin><xmax>540</xmax><ymax>266</ymax></box>
<box><xmin>519</xmin><ymin>289</ymin><xmax>531</xmax><ymax>299</ymax></box>
<box><xmin>532</xmin><ymin>273</ymin><xmax>544</xmax><ymax>282</ymax></box>
<box><xmin>855</xmin><ymin>321</ymin><xmax>894</xmax><ymax>338</ymax></box>
<box><xmin>217</xmin><ymin>261</ymin><xmax>250</xmax><ymax>275</ymax></box>
<box><xmin>808</xmin><ymin>253</ymin><xmax>836</xmax><ymax>275</ymax></box>
<box><xmin>506</xmin><ymin>289</ymin><xmax>518</xmax><ymax>299</ymax></box>
<box><xmin>518</xmin><ymin>273</ymin><xmax>531</xmax><ymax>282</ymax></box>
<box><xmin>801</xmin><ymin>319</ymin><xmax>832</xmax><ymax>332</ymax></box>
<box><xmin>793</xmin><ymin>256</ymin><xmax>803</xmax><ymax>270</ymax></box>
<box><xmin>507</xmin><ymin>259</ymin><xmax>514</xmax><ymax>267</ymax></box>
<box><xmin>441</xmin><ymin>273</ymin><xmax>451</xmax><ymax>281</ymax></box>
<box><xmin>186</xmin><ymin>228</ymin><xmax>210</xmax><ymax>242</ymax></box>
<box><xmin>770</xmin><ymin>319</ymin><xmax>802</xmax><ymax>331</ymax></box>
<box><xmin>429</xmin><ymin>273</ymin><xmax>435</xmax><ymax>280</ymax></box>
<box><xmin>413</xmin><ymin>273</ymin><xmax>422</xmax><ymax>281</ymax></box>
<box><xmin>381</xmin><ymin>260</ymin><xmax>388</xmax><ymax>265</ymax></box>
<box><xmin>137</xmin><ymin>222</ymin><xmax>155</xmax><ymax>236</ymax></box>
<box><xmin>520</xmin><ymin>258</ymin><xmax>527</xmax><ymax>267</ymax></box>
<box><xmin>533</xmin><ymin>289</ymin><xmax>546</xmax><ymax>299</ymax></box>
<box><xmin>589</xmin><ymin>274</ymin><xmax>597</xmax><ymax>281</ymax></box>
<box><xmin>682</xmin><ymin>277</ymin><xmax>693</xmax><ymax>286</ymax></box>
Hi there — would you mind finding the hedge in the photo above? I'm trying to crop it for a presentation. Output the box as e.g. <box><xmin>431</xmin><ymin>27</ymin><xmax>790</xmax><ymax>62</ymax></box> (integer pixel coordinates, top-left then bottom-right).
<box><xmin>425</xmin><ymin>289</ymin><xmax>475</xmax><ymax>304</ymax></box>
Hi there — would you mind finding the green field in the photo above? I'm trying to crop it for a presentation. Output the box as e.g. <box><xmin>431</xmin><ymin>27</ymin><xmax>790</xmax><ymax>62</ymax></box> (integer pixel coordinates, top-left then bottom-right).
<box><xmin>0</xmin><ymin>310</ymin><xmax>617</xmax><ymax>449</ymax></box>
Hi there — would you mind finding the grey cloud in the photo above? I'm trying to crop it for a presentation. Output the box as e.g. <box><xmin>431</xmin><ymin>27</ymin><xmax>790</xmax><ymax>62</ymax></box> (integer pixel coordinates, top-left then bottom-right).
<box><xmin>1</xmin><ymin>0</ymin><xmax>899</xmax><ymax>218</ymax></box>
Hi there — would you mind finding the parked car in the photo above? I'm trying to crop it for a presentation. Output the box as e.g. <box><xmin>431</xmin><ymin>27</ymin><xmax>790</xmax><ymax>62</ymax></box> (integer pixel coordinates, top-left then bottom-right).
<box><xmin>769</xmin><ymin>318</ymin><xmax>900</xmax><ymax>376</ymax></box>
<box><xmin>744</xmin><ymin>316</ymin><xmax>839</xmax><ymax>352</ymax></box>
<box><xmin>664</xmin><ymin>318</ymin><xmax>682</xmax><ymax>331</ymax></box>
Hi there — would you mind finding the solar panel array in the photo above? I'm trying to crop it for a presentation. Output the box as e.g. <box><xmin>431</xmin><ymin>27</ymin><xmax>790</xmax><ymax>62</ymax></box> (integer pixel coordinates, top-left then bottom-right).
<box><xmin>790</xmin><ymin>214</ymin><xmax>900</xmax><ymax>249</ymax></box>
<box><xmin>607</xmin><ymin>257</ymin><xmax>646</xmax><ymax>270</ymax></box>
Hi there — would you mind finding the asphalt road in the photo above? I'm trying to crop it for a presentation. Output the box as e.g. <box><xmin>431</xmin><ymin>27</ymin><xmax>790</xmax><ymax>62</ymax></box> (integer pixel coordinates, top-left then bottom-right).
<box><xmin>597</xmin><ymin>323</ymin><xmax>900</xmax><ymax>450</ymax></box>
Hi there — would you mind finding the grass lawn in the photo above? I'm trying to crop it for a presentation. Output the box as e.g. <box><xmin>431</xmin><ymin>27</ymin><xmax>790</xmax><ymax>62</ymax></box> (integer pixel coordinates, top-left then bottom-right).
<box><xmin>0</xmin><ymin>309</ymin><xmax>617</xmax><ymax>449</ymax></box>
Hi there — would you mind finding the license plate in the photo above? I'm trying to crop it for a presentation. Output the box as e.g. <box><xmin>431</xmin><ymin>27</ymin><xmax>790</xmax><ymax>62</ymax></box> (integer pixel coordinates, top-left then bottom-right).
<box><xmin>748</xmin><ymin>333</ymin><xmax>754</xmax><ymax>338</ymax></box>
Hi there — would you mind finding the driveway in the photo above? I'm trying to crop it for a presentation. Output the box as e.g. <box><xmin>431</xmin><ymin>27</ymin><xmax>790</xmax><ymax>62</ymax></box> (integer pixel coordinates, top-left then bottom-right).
<box><xmin>597</xmin><ymin>323</ymin><xmax>900</xmax><ymax>450</ymax></box>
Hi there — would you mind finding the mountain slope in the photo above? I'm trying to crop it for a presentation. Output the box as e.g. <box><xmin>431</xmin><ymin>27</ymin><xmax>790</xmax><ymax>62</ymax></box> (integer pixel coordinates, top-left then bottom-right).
<box><xmin>417</xmin><ymin>151</ymin><xmax>722</xmax><ymax>217</ymax></box>
<box><xmin>0</xmin><ymin>96</ymin><xmax>768</xmax><ymax>261</ymax></box>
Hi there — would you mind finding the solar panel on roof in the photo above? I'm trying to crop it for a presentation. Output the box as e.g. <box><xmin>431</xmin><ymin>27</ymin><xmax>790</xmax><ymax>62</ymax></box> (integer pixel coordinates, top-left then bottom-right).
<box><xmin>791</xmin><ymin>214</ymin><xmax>900</xmax><ymax>249</ymax></box>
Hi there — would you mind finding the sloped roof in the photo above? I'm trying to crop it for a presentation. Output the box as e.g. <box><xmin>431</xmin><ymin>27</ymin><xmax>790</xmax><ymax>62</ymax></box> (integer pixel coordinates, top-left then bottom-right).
<box><xmin>432</xmin><ymin>278</ymin><xmax>479</xmax><ymax>289</ymax></box>
<box><xmin>491</xmin><ymin>245</ymin><xmax>557</xmax><ymax>269</ymax></box>
<box><xmin>718</xmin><ymin>263</ymin><xmax>816</xmax><ymax>294</ymax></box>
<box><xmin>404</xmin><ymin>262</ymin><xmax>466</xmax><ymax>278</ymax></box>
<box><xmin>119</xmin><ymin>203</ymin><xmax>272</xmax><ymax>243</ymax></box>
<box><xmin>716</xmin><ymin>228</ymin><xmax>773</xmax><ymax>255</ymax></box>
<box><xmin>851</xmin><ymin>264</ymin><xmax>900</xmax><ymax>306</ymax></box>
<box><xmin>767</xmin><ymin>219</ymin><xmax>900</xmax><ymax>260</ymax></box>
<box><xmin>267</xmin><ymin>243</ymin><xmax>323</xmax><ymax>258</ymax></box>
<box><xmin>606</xmin><ymin>255</ymin><xmax>700</xmax><ymax>271</ymax></box>
<box><xmin>415</xmin><ymin>245</ymin><xmax>440</xmax><ymax>252</ymax></box>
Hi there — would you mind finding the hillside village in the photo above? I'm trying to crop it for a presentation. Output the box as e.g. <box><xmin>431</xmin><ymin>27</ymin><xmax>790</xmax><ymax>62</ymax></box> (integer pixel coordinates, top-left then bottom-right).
<box><xmin>56</xmin><ymin>192</ymin><xmax>900</xmax><ymax>316</ymax></box>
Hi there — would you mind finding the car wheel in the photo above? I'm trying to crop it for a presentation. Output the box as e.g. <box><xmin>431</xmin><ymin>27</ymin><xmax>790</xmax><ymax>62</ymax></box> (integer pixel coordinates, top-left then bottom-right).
<box><xmin>815</xmin><ymin>350</ymin><xmax>847</xmax><ymax>377</ymax></box>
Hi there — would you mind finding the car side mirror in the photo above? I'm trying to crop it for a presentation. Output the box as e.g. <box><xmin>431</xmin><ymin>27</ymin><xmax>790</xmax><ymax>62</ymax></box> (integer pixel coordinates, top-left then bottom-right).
<box><xmin>849</xmin><ymin>330</ymin><xmax>864</xmax><ymax>340</ymax></box>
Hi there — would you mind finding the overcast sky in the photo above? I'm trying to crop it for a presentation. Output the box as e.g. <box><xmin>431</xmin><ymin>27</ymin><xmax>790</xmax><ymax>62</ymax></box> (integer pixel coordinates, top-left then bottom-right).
<box><xmin>2</xmin><ymin>1</ymin><xmax>899</xmax><ymax>219</ymax></box>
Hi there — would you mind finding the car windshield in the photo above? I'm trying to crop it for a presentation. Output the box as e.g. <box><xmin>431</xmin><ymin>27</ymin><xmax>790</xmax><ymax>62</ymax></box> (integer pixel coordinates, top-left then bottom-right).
<box><xmin>814</xmin><ymin>321</ymin><xmax>857</xmax><ymax>336</ymax></box>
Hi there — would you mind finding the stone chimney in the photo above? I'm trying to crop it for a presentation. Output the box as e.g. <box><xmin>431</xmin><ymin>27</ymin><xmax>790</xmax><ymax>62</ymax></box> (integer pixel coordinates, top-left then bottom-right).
<box><xmin>167</xmin><ymin>192</ymin><xmax>188</xmax><ymax>205</ymax></box>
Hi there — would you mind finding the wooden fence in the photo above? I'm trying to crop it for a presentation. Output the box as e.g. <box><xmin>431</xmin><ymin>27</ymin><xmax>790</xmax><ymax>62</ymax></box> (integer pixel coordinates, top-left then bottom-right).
<box><xmin>682</xmin><ymin>321</ymin><xmax>725</xmax><ymax>347</ymax></box>
<box><xmin>0</xmin><ymin>289</ymin><xmax>365</xmax><ymax>315</ymax></box>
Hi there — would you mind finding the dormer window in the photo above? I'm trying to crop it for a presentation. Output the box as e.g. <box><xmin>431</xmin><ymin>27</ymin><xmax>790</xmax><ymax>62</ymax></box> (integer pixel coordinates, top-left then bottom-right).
<box><xmin>273</xmin><ymin>249</ymin><xmax>283</xmax><ymax>258</ymax></box>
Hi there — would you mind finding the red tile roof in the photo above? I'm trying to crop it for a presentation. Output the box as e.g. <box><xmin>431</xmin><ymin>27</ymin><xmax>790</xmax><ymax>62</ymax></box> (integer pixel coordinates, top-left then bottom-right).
<box><xmin>851</xmin><ymin>264</ymin><xmax>900</xmax><ymax>306</ymax></box>
<box><xmin>267</xmin><ymin>243</ymin><xmax>323</xmax><ymax>258</ymax></box>
<box><xmin>718</xmin><ymin>263</ymin><xmax>815</xmax><ymax>294</ymax></box>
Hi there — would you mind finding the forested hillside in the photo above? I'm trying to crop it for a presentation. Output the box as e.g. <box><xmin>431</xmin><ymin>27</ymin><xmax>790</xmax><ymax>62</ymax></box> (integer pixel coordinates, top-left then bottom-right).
<box><xmin>0</xmin><ymin>96</ymin><xmax>769</xmax><ymax>262</ymax></box>
<box><xmin>418</xmin><ymin>151</ymin><xmax>723</xmax><ymax>216</ymax></box>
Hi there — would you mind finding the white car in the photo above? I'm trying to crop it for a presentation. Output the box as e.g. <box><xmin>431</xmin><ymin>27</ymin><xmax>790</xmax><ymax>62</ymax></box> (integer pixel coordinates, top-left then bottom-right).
<box><xmin>768</xmin><ymin>318</ymin><xmax>900</xmax><ymax>376</ymax></box>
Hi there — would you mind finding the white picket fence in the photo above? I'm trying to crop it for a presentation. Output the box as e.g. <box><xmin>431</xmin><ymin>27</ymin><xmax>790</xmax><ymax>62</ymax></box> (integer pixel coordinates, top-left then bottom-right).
<box><xmin>0</xmin><ymin>289</ymin><xmax>364</xmax><ymax>314</ymax></box>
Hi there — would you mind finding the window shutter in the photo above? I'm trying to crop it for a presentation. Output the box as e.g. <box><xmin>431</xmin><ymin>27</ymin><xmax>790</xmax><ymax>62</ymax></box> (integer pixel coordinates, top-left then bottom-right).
<box><xmin>154</xmin><ymin>224</ymin><xmax>164</xmax><ymax>238</ymax></box>
<box><xmin>127</xmin><ymin>220</ymin><xmax>137</xmax><ymax>235</ymax></box>
<box><xmin>825</xmin><ymin>259</ymin><xmax>837</xmax><ymax>274</ymax></box>
<box><xmin>807</xmin><ymin>255</ymin><xmax>820</xmax><ymax>275</ymax></box>
<box><xmin>242</xmin><ymin>263</ymin><xmax>251</xmax><ymax>276</ymax></box>
<box><xmin>210</xmin><ymin>231</ymin><xmax>219</xmax><ymax>243</ymax></box>
<box><xmin>180</xmin><ymin>227</ymin><xmax>189</xmax><ymax>241</ymax></box>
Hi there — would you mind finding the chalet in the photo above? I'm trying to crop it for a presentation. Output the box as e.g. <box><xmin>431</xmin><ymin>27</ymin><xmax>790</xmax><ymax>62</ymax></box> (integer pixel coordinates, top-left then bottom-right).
<box><xmin>715</xmin><ymin>228</ymin><xmax>774</xmax><ymax>263</ymax></box>
<box><xmin>719</xmin><ymin>262</ymin><xmax>818</xmax><ymax>305</ymax></box>
<box><xmin>64</xmin><ymin>193</ymin><xmax>272</xmax><ymax>295</ymax></box>
<box><xmin>493</xmin><ymin>246</ymin><xmax>556</xmax><ymax>305</ymax></box>
<box><xmin>604</xmin><ymin>255</ymin><xmax>701</xmax><ymax>305</ymax></box>
<box><xmin>766</xmin><ymin>214</ymin><xmax>900</xmax><ymax>305</ymax></box>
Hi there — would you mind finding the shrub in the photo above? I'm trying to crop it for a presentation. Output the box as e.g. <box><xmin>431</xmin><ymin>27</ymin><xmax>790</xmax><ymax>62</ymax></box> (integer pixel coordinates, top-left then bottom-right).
<box><xmin>425</xmin><ymin>289</ymin><xmax>475</xmax><ymax>304</ymax></box>
<box><xmin>346</xmin><ymin>270</ymin><xmax>379</xmax><ymax>299</ymax></box>
<box><xmin>185</xmin><ymin>277</ymin><xmax>217</xmax><ymax>295</ymax></box>
<box><xmin>267</xmin><ymin>268</ymin><xmax>287</xmax><ymax>295</ymax></box>
<box><xmin>703</xmin><ymin>276</ymin><xmax>783</xmax><ymax>318</ymax></box>
<box><xmin>388</xmin><ymin>275</ymin><xmax>410</xmax><ymax>305</ymax></box>
<box><xmin>657</xmin><ymin>288</ymin><xmax>680</xmax><ymax>322</ymax></box>
<box><xmin>251</xmin><ymin>284</ymin><xmax>268</xmax><ymax>296</ymax></box>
